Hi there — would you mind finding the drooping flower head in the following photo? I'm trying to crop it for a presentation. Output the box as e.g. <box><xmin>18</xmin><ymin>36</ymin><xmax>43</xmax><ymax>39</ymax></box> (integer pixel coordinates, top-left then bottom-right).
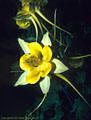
<box><xmin>15</xmin><ymin>0</ymin><xmax>72</xmax><ymax>41</ymax></box>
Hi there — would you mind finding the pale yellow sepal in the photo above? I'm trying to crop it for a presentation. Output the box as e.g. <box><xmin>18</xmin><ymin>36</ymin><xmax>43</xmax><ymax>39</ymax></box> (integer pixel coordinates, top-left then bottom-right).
<box><xmin>41</xmin><ymin>32</ymin><xmax>52</xmax><ymax>46</ymax></box>
<box><xmin>14</xmin><ymin>71</ymin><xmax>29</xmax><ymax>87</ymax></box>
<box><xmin>18</xmin><ymin>38</ymin><xmax>30</xmax><ymax>54</ymax></box>
<box><xmin>52</xmin><ymin>58</ymin><xmax>69</xmax><ymax>73</ymax></box>
<box><xmin>39</xmin><ymin>76</ymin><xmax>50</xmax><ymax>94</ymax></box>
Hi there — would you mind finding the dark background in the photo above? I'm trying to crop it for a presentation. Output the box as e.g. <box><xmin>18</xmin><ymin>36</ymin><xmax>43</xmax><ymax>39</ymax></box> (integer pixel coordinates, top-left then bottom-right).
<box><xmin>0</xmin><ymin>0</ymin><xmax>91</xmax><ymax>119</ymax></box>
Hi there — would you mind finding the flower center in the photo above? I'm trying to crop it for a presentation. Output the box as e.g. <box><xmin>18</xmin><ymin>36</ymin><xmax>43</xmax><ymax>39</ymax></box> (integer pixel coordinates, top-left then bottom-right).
<box><xmin>25</xmin><ymin>55</ymin><xmax>41</xmax><ymax>67</ymax></box>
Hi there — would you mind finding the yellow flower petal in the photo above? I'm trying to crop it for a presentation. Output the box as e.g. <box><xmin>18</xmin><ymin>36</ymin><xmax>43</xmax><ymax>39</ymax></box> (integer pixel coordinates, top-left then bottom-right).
<box><xmin>21</xmin><ymin>0</ymin><xmax>30</xmax><ymax>8</ymax></box>
<box><xmin>28</xmin><ymin>42</ymin><xmax>43</xmax><ymax>57</ymax></box>
<box><xmin>26</xmin><ymin>68</ymin><xmax>41</xmax><ymax>84</ymax></box>
<box><xmin>42</xmin><ymin>46</ymin><xmax>52</xmax><ymax>61</ymax></box>
<box><xmin>40</xmin><ymin>62</ymin><xmax>52</xmax><ymax>77</ymax></box>
<box><xmin>22</xmin><ymin>5</ymin><xmax>30</xmax><ymax>12</ymax></box>
<box><xmin>16</xmin><ymin>19</ymin><xmax>30</xmax><ymax>29</ymax></box>
<box><xmin>20</xmin><ymin>54</ymin><xmax>34</xmax><ymax>71</ymax></box>
<box><xmin>16</xmin><ymin>10</ymin><xmax>30</xmax><ymax>29</ymax></box>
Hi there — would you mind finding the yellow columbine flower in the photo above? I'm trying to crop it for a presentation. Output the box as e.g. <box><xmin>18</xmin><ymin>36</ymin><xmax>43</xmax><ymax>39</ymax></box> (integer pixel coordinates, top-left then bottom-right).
<box><xmin>14</xmin><ymin>32</ymin><xmax>68</xmax><ymax>94</ymax></box>
<box><xmin>19</xmin><ymin>43</ymin><xmax>52</xmax><ymax>84</ymax></box>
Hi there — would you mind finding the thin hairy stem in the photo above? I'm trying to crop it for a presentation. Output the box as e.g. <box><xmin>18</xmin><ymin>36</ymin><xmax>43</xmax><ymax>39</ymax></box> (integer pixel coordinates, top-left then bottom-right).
<box><xmin>29</xmin><ymin>12</ymin><xmax>43</xmax><ymax>34</ymax></box>
<box><xmin>28</xmin><ymin>94</ymin><xmax>47</xmax><ymax>117</ymax></box>
<box><xmin>30</xmin><ymin>16</ymin><xmax>38</xmax><ymax>41</ymax></box>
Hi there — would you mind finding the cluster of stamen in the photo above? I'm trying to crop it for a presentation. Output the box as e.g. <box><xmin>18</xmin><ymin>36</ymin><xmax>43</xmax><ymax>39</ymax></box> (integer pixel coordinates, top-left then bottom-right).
<box><xmin>26</xmin><ymin>55</ymin><xmax>41</xmax><ymax>67</ymax></box>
